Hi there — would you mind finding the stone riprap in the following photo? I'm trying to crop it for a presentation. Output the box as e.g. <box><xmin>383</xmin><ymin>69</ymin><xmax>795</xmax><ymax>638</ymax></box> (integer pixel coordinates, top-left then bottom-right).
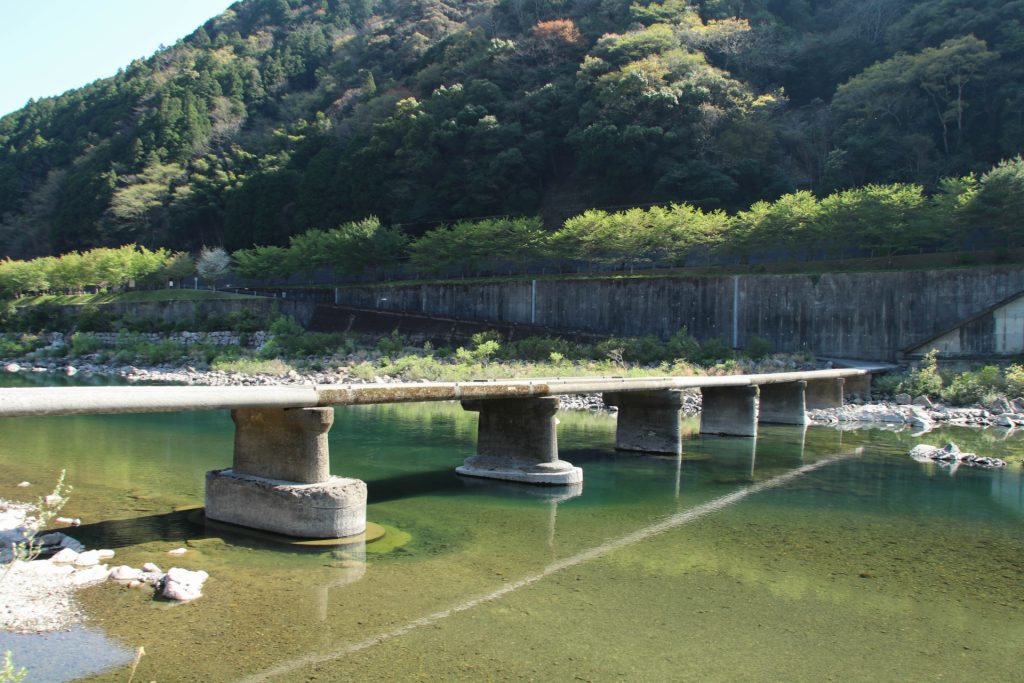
<box><xmin>809</xmin><ymin>401</ymin><xmax>1024</xmax><ymax>430</ymax></box>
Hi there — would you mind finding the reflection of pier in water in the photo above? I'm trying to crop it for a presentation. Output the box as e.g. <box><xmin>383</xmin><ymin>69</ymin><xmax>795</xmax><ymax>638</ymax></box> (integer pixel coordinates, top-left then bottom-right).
<box><xmin>237</xmin><ymin>448</ymin><xmax>862</xmax><ymax>683</ymax></box>
<box><xmin>304</xmin><ymin>423</ymin><xmax>862</xmax><ymax>630</ymax></box>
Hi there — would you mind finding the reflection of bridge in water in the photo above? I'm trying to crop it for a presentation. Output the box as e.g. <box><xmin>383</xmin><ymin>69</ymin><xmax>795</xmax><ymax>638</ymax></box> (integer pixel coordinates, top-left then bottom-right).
<box><xmin>241</xmin><ymin>446</ymin><xmax>864</xmax><ymax>683</ymax></box>
<box><xmin>0</xmin><ymin>369</ymin><xmax>875</xmax><ymax>539</ymax></box>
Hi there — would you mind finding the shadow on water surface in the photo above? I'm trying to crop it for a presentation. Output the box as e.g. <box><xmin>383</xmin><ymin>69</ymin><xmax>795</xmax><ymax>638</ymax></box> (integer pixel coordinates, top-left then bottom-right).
<box><xmin>65</xmin><ymin>509</ymin><xmax>204</xmax><ymax>549</ymax></box>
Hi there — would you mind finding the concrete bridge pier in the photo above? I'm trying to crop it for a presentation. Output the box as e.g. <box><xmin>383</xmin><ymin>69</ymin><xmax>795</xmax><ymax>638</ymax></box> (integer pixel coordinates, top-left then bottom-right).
<box><xmin>205</xmin><ymin>407</ymin><xmax>367</xmax><ymax>538</ymax></box>
<box><xmin>603</xmin><ymin>390</ymin><xmax>683</xmax><ymax>454</ymax></box>
<box><xmin>700</xmin><ymin>386</ymin><xmax>759</xmax><ymax>437</ymax></box>
<box><xmin>843</xmin><ymin>374</ymin><xmax>872</xmax><ymax>401</ymax></box>
<box><xmin>806</xmin><ymin>378</ymin><xmax>845</xmax><ymax>409</ymax></box>
<box><xmin>758</xmin><ymin>381</ymin><xmax>808</xmax><ymax>425</ymax></box>
<box><xmin>458</xmin><ymin>397</ymin><xmax>583</xmax><ymax>485</ymax></box>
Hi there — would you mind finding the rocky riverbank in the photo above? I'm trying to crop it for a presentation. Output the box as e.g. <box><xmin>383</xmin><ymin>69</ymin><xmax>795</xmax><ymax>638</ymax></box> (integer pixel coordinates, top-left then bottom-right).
<box><xmin>807</xmin><ymin>398</ymin><xmax>1024</xmax><ymax>431</ymax></box>
<box><xmin>0</xmin><ymin>496</ymin><xmax>209</xmax><ymax>634</ymax></box>
<box><xmin>1</xmin><ymin>349</ymin><xmax>1019</xmax><ymax>429</ymax></box>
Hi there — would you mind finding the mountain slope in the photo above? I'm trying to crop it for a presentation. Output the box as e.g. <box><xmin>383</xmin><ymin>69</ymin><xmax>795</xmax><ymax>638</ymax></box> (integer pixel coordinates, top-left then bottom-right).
<box><xmin>1</xmin><ymin>0</ymin><xmax>1021</xmax><ymax>258</ymax></box>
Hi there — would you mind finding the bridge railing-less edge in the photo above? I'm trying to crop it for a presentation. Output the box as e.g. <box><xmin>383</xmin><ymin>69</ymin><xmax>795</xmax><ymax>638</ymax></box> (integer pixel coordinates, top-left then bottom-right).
<box><xmin>0</xmin><ymin>369</ymin><xmax>871</xmax><ymax>538</ymax></box>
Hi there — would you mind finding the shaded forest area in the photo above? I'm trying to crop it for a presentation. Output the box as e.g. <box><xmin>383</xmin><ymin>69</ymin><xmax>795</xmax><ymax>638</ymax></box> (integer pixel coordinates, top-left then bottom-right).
<box><xmin>1</xmin><ymin>0</ymin><xmax>1022</xmax><ymax>260</ymax></box>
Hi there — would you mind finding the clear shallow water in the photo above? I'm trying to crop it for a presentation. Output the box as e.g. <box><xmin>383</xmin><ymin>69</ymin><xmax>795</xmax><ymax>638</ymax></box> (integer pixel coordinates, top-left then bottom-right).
<box><xmin>0</xmin><ymin>377</ymin><xmax>1022</xmax><ymax>682</ymax></box>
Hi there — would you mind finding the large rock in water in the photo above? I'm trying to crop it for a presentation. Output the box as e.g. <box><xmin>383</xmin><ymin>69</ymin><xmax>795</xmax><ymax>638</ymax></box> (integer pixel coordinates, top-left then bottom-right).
<box><xmin>907</xmin><ymin>442</ymin><xmax>1006</xmax><ymax>468</ymax></box>
<box><xmin>160</xmin><ymin>567</ymin><xmax>209</xmax><ymax>601</ymax></box>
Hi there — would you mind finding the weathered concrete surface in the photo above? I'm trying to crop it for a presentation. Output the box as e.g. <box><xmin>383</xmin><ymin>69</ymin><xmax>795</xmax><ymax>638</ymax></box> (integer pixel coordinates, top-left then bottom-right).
<box><xmin>334</xmin><ymin>266</ymin><xmax>1024</xmax><ymax>360</ymax></box>
<box><xmin>204</xmin><ymin>469</ymin><xmax>366</xmax><ymax>538</ymax></box>
<box><xmin>231</xmin><ymin>407</ymin><xmax>333</xmax><ymax>483</ymax></box>
<box><xmin>458</xmin><ymin>397</ymin><xmax>582</xmax><ymax>485</ymax></box>
<box><xmin>0</xmin><ymin>369</ymin><xmax>870</xmax><ymax>417</ymax></box>
<box><xmin>843</xmin><ymin>374</ymin><xmax>872</xmax><ymax>401</ymax></box>
<box><xmin>700</xmin><ymin>386</ymin><xmax>759</xmax><ymax>437</ymax></box>
<box><xmin>758</xmin><ymin>381</ymin><xmax>807</xmax><ymax>425</ymax></box>
<box><xmin>806</xmin><ymin>378</ymin><xmax>845</xmax><ymax>410</ymax></box>
<box><xmin>604</xmin><ymin>390</ymin><xmax>683</xmax><ymax>454</ymax></box>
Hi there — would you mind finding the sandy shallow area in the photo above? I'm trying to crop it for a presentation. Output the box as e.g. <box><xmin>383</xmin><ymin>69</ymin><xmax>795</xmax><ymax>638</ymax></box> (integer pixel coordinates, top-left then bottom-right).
<box><xmin>0</xmin><ymin>499</ymin><xmax>101</xmax><ymax>633</ymax></box>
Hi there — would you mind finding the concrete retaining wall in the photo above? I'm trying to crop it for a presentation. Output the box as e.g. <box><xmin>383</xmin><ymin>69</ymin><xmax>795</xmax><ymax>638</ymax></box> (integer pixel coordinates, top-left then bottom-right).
<box><xmin>334</xmin><ymin>267</ymin><xmax>1024</xmax><ymax>361</ymax></box>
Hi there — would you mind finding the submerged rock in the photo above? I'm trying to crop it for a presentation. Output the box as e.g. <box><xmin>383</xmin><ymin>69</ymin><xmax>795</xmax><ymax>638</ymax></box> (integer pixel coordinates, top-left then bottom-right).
<box><xmin>73</xmin><ymin>550</ymin><xmax>103</xmax><ymax>567</ymax></box>
<box><xmin>109</xmin><ymin>565</ymin><xmax>143</xmax><ymax>582</ymax></box>
<box><xmin>160</xmin><ymin>567</ymin><xmax>209</xmax><ymax>602</ymax></box>
<box><xmin>50</xmin><ymin>547</ymin><xmax>80</xmax><ymax>564</ymax></box>
<box><xmin>72</xmin><ymin>564</ymin><xmax>110</xmax><ymax>586</ymax></box>
<box><xmin>906</xmin><ymin>442</ymin><xmax>1006</xmax><ymax>468</ymax></box>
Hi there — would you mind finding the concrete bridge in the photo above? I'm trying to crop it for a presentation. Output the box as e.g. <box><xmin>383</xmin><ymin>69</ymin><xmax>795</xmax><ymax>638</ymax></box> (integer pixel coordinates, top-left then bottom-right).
<box><xmin>0</xmin><ymin>369</ymin><xmax>871</xmax><ymax>540</ymax></box>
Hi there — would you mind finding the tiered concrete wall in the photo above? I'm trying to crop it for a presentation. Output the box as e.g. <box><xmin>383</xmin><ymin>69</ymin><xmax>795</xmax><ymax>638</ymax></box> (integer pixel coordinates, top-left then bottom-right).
<box><xmin>335</xmin><ymin>267</ymin><xmax>1024</xmax><ymax>360</ymax></box>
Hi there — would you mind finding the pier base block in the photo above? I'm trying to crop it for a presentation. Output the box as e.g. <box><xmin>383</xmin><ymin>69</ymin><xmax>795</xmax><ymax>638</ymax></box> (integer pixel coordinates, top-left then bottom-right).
<box><xmin>843</xmin><ymin>374</ymin><xmax>872</xmax><ymax>401</ymax></box>
<box><xmin>758</xmin><ymin>381</ymin><xmax>808</xmax><ymax>425</ymax></box>
<box><xmin>604</xmin><ymin>390</ymin><xmax>683</xmax><ymax>454</ymax></box>
<box><xmin>458</xmin><ymin>397</ymin><xmax>582</xmax><ymax>485</ymax></box>
<box><xmin>700</xmin><ymin>386</ymin><xmax>759</xmax><ymax>437</ymax></box>
<box><xmin>806</xmin><ymin>378</ymin><xmax>845</xmax><ymax>409</ymax></box>
<box><xmin>205</xmin><ymin>469</ymin><xmax>366</xmax><ymax>539</ymax></box>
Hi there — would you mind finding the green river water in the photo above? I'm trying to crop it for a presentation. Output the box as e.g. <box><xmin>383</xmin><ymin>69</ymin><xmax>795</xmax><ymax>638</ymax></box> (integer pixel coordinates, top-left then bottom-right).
<box><xmin>0</xmin><ymin>375</ymin><xmax>1022</xmax><ymax>682</ymax></box>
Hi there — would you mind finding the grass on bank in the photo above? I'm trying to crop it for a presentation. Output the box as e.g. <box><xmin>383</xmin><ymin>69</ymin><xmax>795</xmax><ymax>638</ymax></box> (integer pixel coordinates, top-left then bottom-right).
<box><xmin>0</xmin><ymin>310</ymin><xmax>785</xmax><ymax>383</ymax></box>
<box><xmin>15</xmin><ymin>289</ymin><xmax>255</xmax><ymax>307</ymax></box>
<box><xmin>4</xmin><ymin>302</ymin><xmax>1024</xmax><ymax>409</ymax></box>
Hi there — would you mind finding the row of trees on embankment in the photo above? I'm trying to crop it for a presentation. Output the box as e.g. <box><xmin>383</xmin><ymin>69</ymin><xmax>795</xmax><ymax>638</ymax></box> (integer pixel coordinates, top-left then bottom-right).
<box><xmin>2</xmin><ymin>157</ymin><xmax>1023</xmax><ymax>295</ymax></box>
<box><xmin>0</xmin><ymin>245</ymin><xmax>234</xmax><ymax>298</ymax></box>
<box><xmin>233</xmin><ymin>156</ymin><xmax>1024</xmax><ymax>279</ymax></box>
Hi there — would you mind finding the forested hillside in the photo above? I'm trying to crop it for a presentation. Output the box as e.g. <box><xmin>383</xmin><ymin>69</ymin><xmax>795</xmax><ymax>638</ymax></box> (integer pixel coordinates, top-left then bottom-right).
<box><xmin>1</xmin><ymin>0</ymin><xmax>1021</xmax><ymax>259</ymax></box>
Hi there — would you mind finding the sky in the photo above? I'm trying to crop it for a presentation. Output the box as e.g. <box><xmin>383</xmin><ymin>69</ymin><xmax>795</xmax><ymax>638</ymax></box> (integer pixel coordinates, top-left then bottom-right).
<box><xmin>0</xmin><ymin>1</ymin><xmax>237</xmax><ymax>117</ymax></box>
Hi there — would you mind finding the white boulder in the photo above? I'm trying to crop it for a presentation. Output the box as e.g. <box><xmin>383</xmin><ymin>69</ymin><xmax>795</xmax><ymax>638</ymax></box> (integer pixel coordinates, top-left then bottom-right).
<box><xmin>160</xmin><ymin>567</ymin><xmax>209</xmax><ymax>602</ymax></box>
<box><xmin>109</xmin><ymin>565</ymin><xmax>143</xmax><ymax>582</ymax></box>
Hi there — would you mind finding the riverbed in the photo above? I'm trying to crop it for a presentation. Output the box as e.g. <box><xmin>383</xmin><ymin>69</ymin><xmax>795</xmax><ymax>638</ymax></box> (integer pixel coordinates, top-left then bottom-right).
<box><xmin>0</xmin><ymin>375</ymin><xmax>1021</xmax><ymax>682</ymax></box>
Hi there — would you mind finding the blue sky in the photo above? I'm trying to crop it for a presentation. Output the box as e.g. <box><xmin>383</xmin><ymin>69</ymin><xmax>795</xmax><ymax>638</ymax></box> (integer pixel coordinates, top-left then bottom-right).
<box><xmin>0</xmin><ymin>1</ymin><xmax>237</xmax><ymax>117</ymax></box>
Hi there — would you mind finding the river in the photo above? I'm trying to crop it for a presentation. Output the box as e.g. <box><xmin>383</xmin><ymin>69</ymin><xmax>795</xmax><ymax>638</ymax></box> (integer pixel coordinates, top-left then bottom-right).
<box><xmin>0</xmin><ymin>374</ymin><xmax>1021</xmax><ymax>682</ymax></box>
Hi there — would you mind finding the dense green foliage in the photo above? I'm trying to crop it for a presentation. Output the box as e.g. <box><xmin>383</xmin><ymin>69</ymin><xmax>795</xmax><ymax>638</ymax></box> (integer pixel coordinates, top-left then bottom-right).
<box><xmin>2</xmin><ymin>0</ymin><xmax>1023</xmax><ymax>260</ymax></box>
<box><xmin>0</xmin><ymin>245</ymin><xmax>191</xmax><ymax>297</ymax></box>
<box><xmin>874</xmin><ymin>348</ymin><xmax>1024</xmax><ymax>406</ymax></box>
<box><xmin>233</xmin><ymin>158</ymin><xmax>1024</xmax><ymax>279</ymax></box>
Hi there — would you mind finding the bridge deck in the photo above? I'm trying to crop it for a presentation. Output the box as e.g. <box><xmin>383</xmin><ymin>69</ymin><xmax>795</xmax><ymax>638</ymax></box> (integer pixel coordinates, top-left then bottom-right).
<box><xmin>0</xmin><ymin>368</ymin><xmax>868</xmax><ymax>418</ymax></box>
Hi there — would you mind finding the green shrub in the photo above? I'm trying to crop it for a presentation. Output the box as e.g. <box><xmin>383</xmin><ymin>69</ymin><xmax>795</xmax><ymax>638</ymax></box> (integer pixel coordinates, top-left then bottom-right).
<box><xmin>665</xmin><ymin>327</ymin><xmax>701</xmax><ymax>361</ymax></box>
<box><xmin>259</xmin><ymin>315</ymin><xmax>347</xmax><ymax>358</ymax></box>
<box><xmin>380</xmin><ymin>354</ymin><xmax>447</xmax><ymax>381</ymax></box>
<box><xmin>375</xmin><ymin>330</ymin><xmax>406</xmax><ymax>357</ymax></box>
<box><xmin>73</xmin><ymin>305</ymin><xmax>114</xmax><ymax>332</ymax></box>
<box><xmin>906</xmin><ymin>350</ymin><xmax>943</xmax><ymax>396</ymax></box>
<box><xmin>500</xmin><ymin>336</ymin><xmax>578</xmax><ymax>362</ymax></box>
<box><xmin>68</xmin><ymin>332</ymin><xmax>104</xmax><ymax>357</ymax></box>
<box><xmin>136</xmin><ymin>340</ymin><xmax>189</xmax><ymax>365</ymax></box>
<box><xmin>696</xmin><ymin>338</ymin><xmax>733</xmax><ymax>364</ymax></box>
<box><xmin>212</xmin><ymin>357</ymin><xmax>293</xmax><ymax>375</ymax></box>
<box><xmin>349</xmin><ymin>361</ymin><xmax>377</xmax><ymax>380</ymax></box>
<box><xmin>1005</xmin><ymin>364</ymin><xmax>1024</xmax><ymax>398</ymax></box>
<box><xmin>873</xmin><ymin>372</ymin><xmax>904</xmax><ymax>396</ymax></box>
<box><xmin>7</xmin><ymin>302</ymin><xmax>67</xmax><ymax>333</ymax></box>
<box><xmin>743</xmin><ymin>335</ymin><xmax>772</xmax><ymax>361</ymax></box>
<box><xmin>199</xmin><ymin>308</ymin><xmax>263</xmax><ymax>333</ymax></box>
<box><xmin>941</xmin><ymin>365</ymin><xmax>1003</xmax><ymax>405</ymax></box>
<box><xmin>0</xmin><ymin>334</ymin><xmax>42</xmax><ymax>357</ymax></box>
